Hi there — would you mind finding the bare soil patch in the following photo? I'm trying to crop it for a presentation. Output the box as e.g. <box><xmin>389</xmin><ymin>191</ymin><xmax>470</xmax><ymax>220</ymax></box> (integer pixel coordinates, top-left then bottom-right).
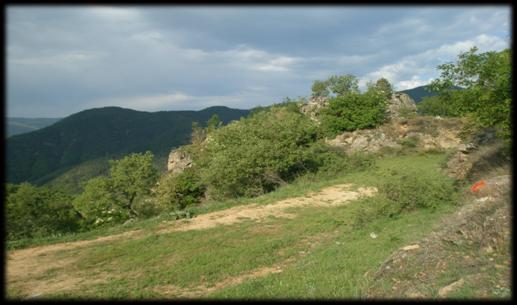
<box><xmin>159</xmin><ymin>184</ymin><xmax>377</xmax><ymax>233</ymax></box>
<box><xmin>6</xmin><ymin>183</ymin><xmax>375</xmax><ymax>298</ymax></box>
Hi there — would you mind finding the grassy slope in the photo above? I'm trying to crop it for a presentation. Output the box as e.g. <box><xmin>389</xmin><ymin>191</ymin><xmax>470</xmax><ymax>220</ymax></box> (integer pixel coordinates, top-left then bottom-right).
<box><xmin>7</xmin><ymin>153</ymin><xmax>473</xmax><ymax>299</ymax></box>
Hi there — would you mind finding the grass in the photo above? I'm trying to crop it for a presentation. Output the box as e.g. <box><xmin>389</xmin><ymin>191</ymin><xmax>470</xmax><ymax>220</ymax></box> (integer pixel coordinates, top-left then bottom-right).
<box><xmin>7</xmin><ymin>153</ymin><xmax>473</xmax><ymax>299</ymax></box>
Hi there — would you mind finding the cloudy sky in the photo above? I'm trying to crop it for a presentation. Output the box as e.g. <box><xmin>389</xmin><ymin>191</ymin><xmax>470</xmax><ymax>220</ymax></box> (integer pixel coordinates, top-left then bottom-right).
<box><xmin>7</xmin><ymin>5</ymin><xmax>510</xmax><ymax>117</ymax></box>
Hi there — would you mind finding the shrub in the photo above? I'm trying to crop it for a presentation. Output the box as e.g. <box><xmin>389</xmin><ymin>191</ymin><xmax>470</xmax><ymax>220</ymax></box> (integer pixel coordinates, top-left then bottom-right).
<box><xmin>155</xmin><ymin>168</ymin><xmax>205</xmax><ymax>210</ymax></box>
<box><xmin>197</xmin><ymin>106</ymin><xmax>321</xmax><ymax>199</ymax></box>
<box><xmin>429</xmin><ymin>47</ymin><xmax>511</xmax><ymax>141</ymax></box>
<box><xmin>72</xmin><ymin>151</ymin><xmax>159</xmax><ymax>228</ymax></box>
<box><xmin>320</xmin><ymin>91</ymin><xmax>388</xmax><ymax>136</ymax></box>
<box><xmin>307</xmin><ymin>145</ymin><xmax>375</xmax><ymax>177</ymax></box>
<box><xmin>379</xmin><ymin>170</ymin><xmax>456</xmax><ymax>216</ymax></box>
<box><xmin>6</xmin><ymin>183</ymin><xmax>81</xmax><ymax>240</ymax></box>
<box><xmin>399</xmin><ymin>136</ymin><xmax>420</xmax><ymax>148</ymax></box>
<box><xmin>72</xmin><ymin>176</ymin><xmax>129</xmax><ymax>228</ymax></box>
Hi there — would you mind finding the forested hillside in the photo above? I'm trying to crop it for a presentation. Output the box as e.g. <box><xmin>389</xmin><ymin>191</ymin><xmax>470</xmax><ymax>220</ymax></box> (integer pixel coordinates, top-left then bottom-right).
<box><xmin>6</xmin><ymin>106</ymin><xmax>250</xmax><ymax>185</ymax></box>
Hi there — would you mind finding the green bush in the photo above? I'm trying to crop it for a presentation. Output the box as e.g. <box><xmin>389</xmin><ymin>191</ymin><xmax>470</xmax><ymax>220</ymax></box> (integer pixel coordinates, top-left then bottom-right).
<box><xmin>417</xmin><ymin>93</ymin><xmax>464</xmax><ymax>117</ymax></box>
<box><xmin>379</xmin><ymin>170</ymin><xmax>456</xmax><ymax>216</ymax></box>
<box><xmin>72</xmin><ymin>176</ymin><xmax>129</xmax><ymax>228</ymax></box>
<box><xmin>72</xmin><ymin>151</ymin><xmax>159</xmax><ymax>228</ymax></box>
<box><xmin>320</xmin><ymin>90</ymin><xmax>388</xmax><ymax>136</ymax></box>
<box><xmin>155</xmin><ymin>168</ymin><xmax>205</xmax><ymax>210</ymax></box>
<box><xmin>6</xmin><ymin>183</ymin><xmax>81</xmax><ymax>240</ymax></box>
<box><xmin>398</xmin><ymin>136</ymin><xmax>420</xmax><ymax>148</ymax></box>
<box><xmin>307</xmin><ymin>145</ymin><xmax>375</xmax><ymax>177</ymax></box>
<box><xmin>197</xmin><ymin>106</ymin><xmax>321</xmax><ymax>199</ymax></box>
<box><xmin>429</xmin><ymin>47</ymin><xmax>511</xmax><ymax>141</ymax></box>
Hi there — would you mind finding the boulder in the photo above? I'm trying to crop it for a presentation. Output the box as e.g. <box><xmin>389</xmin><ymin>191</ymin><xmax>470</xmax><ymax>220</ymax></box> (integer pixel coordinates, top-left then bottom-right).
<box><xmin>167</xmin><ymin>149</ymin><xmax>192</xmax><ymax>173</ymax></box>
<box><xmin>387</xmin><ymin>93</ymin><xmax>417</xmax><ymax>119</ymax></box>
<box><xmin>299</xmin><ymin>96</ymin><xmax>329</xmax><ymax>122</ymax></box>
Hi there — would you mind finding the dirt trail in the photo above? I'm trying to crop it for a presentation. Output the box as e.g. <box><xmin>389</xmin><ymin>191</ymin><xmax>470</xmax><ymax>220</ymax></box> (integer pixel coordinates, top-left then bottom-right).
<box><xmin>6</xmin><ymin>183</ymin><xmax>377</xmax><ymax>299</ymax></box>
<box><xmin>159</xmin><ymin>183</ymin><xmax>377</xmax><ymax>233</ymax></box>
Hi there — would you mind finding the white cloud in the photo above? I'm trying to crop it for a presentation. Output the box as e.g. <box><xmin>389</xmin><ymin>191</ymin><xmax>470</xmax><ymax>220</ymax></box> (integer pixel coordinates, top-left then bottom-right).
<box><xmin>86</xmin><ymin>7</ymin><xmax>141</xmax><ymax>21</ymax></box>
<box><xmin>360</xmin><ymin>34</ymin><xmax>509</xmax><ymax>91</ymax></box>
<box><xmin>10</xmin><ymin>50</ymin><xmax>104</xmax><ymax>67</ymax></box>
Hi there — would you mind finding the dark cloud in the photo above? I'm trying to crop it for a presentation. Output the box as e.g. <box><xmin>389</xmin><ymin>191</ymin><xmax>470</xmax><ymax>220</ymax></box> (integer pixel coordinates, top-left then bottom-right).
<box><xmin>7</xmin><ymin>5</ymin><xmax>510</xmax><ymax>117</ymax></box>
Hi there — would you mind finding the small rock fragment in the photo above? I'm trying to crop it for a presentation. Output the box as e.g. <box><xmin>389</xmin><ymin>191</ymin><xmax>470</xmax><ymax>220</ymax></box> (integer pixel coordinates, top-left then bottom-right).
<box><xmin>401</xmin><ymin>244</ymin><xmax>420</xmax><ymax>251</ymax></box>
<box><xmin>438</xmin><ymin>278</ymin><xmax>465</xmax><ymax>297</ymax></box>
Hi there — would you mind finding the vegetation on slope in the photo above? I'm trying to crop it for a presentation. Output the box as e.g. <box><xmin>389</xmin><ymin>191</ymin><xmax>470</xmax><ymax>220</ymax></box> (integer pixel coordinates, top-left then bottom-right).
<box><xmin>4</xmin><ymin>45</ymin><xmax>511</xmax><ymax>299</ymax></box>
<box><xmin>6</xmin><ymin>106</ymin><xmax>250</xmax><ymax>185</ymax></box>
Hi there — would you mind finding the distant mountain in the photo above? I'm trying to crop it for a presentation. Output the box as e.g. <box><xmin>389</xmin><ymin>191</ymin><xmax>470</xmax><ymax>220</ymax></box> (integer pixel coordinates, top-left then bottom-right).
<box><xmin>399</xmin><ymin>85</ymin><xmax>463</xmax><ymax>103</ymax></box>
<box><xmin>6</xmin><ymin>117</ymin><xmax>62</xmax><ymax>137</ymax></box>
<box><xmin>6</xmin><ymin>106</ymin><xmax>250</xmax><ymax>186</ymax></box>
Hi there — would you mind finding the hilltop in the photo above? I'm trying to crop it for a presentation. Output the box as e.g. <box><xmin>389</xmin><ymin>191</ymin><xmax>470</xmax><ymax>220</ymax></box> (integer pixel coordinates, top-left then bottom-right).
<box><xmin>6</xmin><ymin>106</ymin><xmax>250</xmax><ymax>188</ymax></box>
<box><xmin>6</xmin><ymin>117</ymin><xmax>62</xmax><ymax>137</ymax></box>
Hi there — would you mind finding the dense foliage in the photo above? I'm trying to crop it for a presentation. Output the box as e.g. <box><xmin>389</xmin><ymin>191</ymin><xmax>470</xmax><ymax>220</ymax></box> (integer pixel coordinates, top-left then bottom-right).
<box><xmin>6</xmin><ymin>106</ymin><xmax>250</xmax><ymax>186</ymax></box>
<box><xmin>155</xmin><ymin>168</ymin><xmax>205</xmax><ymax>210</ymax></box>
<box><xmin>320</xmin><ymin>85</ymin><xmax>390</xmax><ymax>136</ymax></box>
<box><xmin>196</xmin><ymin>106</ymin><xmax>321</xmax><ymax>199</ymax></box>
<box><xmin>311</xmin><ymin>74</ymin><xmax>360</xmax><ymax>97</ymax></box>
<box><xmin>6</xmin><ymin>183</ymin><xmax>80</xmax><ymax>240</ymax></box>
<box><xmin>428</xmin><ymin>47</ymin><xmax>511</xmax><ymax>140</ymax></box>
<box><xmin>73</xmin><ymin>151</ymin><xmax>158</xmax><ymax>227</ymax></box>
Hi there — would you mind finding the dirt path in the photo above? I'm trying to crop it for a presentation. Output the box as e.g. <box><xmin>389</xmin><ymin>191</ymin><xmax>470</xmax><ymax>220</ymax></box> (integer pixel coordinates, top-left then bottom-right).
<box><xmin>6</xmin><ymin>183</ymin><xmax>377</xmax><ymax>299</ymax></box>
<box><xmin>159</xmin><ymin>183</ymin><xmax>377</xmax><ymax>233</ymax></box>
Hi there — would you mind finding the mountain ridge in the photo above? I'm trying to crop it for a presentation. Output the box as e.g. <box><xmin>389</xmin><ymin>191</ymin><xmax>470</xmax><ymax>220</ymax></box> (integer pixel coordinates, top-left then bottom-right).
<box><xmin>6</xmin><ymin>105</ymin><xmax>250</xmax><ymax>186</ymax></box>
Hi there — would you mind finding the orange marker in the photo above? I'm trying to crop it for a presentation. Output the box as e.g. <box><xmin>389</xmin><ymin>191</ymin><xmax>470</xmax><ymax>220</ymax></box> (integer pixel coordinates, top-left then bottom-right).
<box><xmin>471</xmin><ymin>180</ymin><xmax>486</xmax><ymax>193</ymax></box>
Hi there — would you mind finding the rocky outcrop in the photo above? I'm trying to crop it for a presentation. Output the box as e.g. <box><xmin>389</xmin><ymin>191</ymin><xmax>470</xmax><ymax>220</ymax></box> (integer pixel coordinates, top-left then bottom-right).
<box><xmin>167</xmin><ymin>149</ymin><xmax>192</xmax><ymax>173</ymax></box>
<box><xmin>299</xmin><ymin>92</ymin><xmax>417</xmax><ymax>123</ymax></box>
<box><xmin>327</xmin><ymin>117</ymin><xmax>464</xmax><ymax>154</ymax></box>
<box><xmin>299</xmin><ymin>96</ymin><xmax>329</xmax><ymax>122</ymax></box>
<box><xmin>387</xmin><ymin>92</ymin><xmax>417</xmax><ymax>119</ymax></box>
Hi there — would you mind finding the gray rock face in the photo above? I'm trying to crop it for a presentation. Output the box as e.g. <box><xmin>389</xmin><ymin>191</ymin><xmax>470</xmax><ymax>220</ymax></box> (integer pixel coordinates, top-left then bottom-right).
<box><xmin>387</xmin><ymin>92</ymin><xmax>417</xmax><ymax>119</ymax></box>
<box><xmin>167</xmin><ymin>149</ymin><xmax>192</xmax><ymax>173</ymax></box>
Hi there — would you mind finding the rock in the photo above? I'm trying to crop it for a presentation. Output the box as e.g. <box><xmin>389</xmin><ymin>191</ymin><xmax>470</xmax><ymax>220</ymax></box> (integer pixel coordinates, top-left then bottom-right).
<box><xmin>457</xmin><ymin>143</ymin><xmax>477</xmax><ymax>153</ymax></box>
<box><xmin>167</xmin><ymin>149</ymin><xmax>193</xmax><ymax>173</ymax></box>
<box><xmin>299</xmin><ymin>96</ymin><xmax>329</xmax><ymax>122</ymax></box>
<box><xmin>438</xmin><ymin>278</ymin><xmax>465</xmax><ymax>297</ymax></box>
<box><xmin>401</xmin><ymin>244</ymin><xmax>420</xmax><ymax>251</ymax></box>
<box><xmin>387</xmin><ymin>92</ymin><xmax>417</xmax><ymax>119</ymax></box>
<box><xmin>350</xmin><ymin>135</ymin><xmax>369</xmax><ymax>151</ymax></box>
<box><xmin>445</xmin><ymin>151</ymin><xmax>472</xmax><ymax>180</ymax></box>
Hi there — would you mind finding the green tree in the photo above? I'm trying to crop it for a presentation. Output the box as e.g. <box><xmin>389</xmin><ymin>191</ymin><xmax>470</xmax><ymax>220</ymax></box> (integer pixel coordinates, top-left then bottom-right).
<box><xmin>155</xmin><ymin>168</ymin><xmax>205</xmax><ymax>210</ymax></box>
<box><xmin>429</xmin><ymin>47</ymin><xmax>511</xmax><ymax>140</ymax></box>
<box><xmin>311</xmin><ymin>80</ymin><xmax>330</xmax><ymax>97</ymax></box>
<box><xmin>72</xmin><ymin>176</ymin><xmax>126</xmax><ymax>227</ymax></box>
<box><xmin>327</xmin><ymin>74</ymin><xmax>360</xmax><ymax>96</ymax></box>
<box><xmin>109</xmin><ymin>151</ymin><xmax>158</xmax><ymax>217</ymax></box>
<box><xmin>311</xmin><ymin>74</ymin><xmax>359</xmax><ymax>98</ymax></box>
<box><xmin>320</xmin><ymin>90</ymin><xmax>388</xmax><ymax>136</ymax></box>
<box><xmin>374</xmin><ymin>78</ymin><xmax>394</xmax><ymax>99</ymax></box>
<box><xmin>198</xmin><ymin>106</ymin><xmax>320</xmax><ymax>199</ymax></box>
<box><xmin>6</xmin><ymin>183</ymin><xmax>80</xmax><ymax>239</ymax></box>
<box><xmin>206</xmin><ymin>114</ymin><xmax>221</xmax><ymax>133</ymax></box>
<box><xmin>72</xmin><ymin>151</ymin><xmax>158</xmax><ymax>226</ymax></box>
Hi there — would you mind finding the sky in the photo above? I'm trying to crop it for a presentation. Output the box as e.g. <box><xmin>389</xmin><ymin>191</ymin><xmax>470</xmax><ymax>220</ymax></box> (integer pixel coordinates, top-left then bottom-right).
<box><xmin>6</xmin><ymin>5</ymin><xmax>511</xmax><ymax>118</ymax></box>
